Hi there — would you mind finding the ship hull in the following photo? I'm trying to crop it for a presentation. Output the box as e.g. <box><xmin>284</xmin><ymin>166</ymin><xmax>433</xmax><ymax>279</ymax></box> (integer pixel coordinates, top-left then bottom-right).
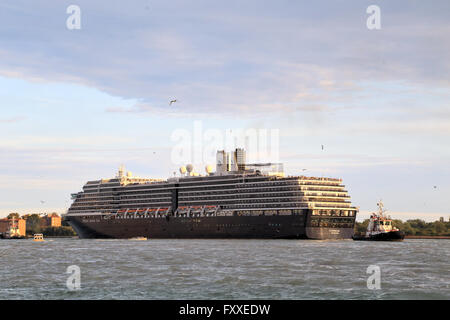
<box><xmin>67</xmin><ymin>214</ymin><xmax>354</xmax><ymax>240</ymax></box>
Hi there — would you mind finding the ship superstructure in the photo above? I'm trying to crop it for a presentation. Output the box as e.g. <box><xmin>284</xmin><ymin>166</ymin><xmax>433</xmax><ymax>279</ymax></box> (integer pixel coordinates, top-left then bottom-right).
<box><xmin>66</xmin><ymin>149</ymin><xmax>358</xmax><ymax>239</ymax></box>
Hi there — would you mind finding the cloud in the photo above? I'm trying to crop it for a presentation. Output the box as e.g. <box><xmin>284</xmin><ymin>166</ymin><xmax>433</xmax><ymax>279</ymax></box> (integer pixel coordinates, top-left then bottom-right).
<box><xmin>0</xmin><ymin>0</ymin><xmax>448</xmax><ymax>118</ymax></box>
<box><xmin>0</xmin><ymin>135</ymin><xmax>133</xmax><ymax>148</ymax></box>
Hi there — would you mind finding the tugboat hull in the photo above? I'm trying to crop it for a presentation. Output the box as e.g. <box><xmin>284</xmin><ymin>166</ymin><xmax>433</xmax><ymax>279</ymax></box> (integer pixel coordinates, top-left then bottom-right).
<box><xmin>353</xmin><ymin>230</ymin><xmax>405</xmax><ymax>241</ymax></box>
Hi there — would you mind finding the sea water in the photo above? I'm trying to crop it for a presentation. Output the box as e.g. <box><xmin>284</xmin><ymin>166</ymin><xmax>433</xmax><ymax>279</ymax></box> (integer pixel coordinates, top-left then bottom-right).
<box><xmin>0</xmin><ymin>238</ymin><xmax>448</xmax><ymax>299</ymax></box>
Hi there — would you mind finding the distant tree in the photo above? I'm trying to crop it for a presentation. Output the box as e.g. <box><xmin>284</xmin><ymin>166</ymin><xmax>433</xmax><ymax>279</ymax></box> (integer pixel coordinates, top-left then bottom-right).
<box><xmin>392</xmin><ymin>220</ymin><xmax>415</xmax><ymax>235</ymax></box>
<box><xmin>407</xmin><ymin>219</ymin><xmax>427</xmax><ymax>229</ymax></box>
<box><xmin>43</xmin><ymin>226</ymin><xmax>77</xmax><ymax>237</ymax></box>
<box><xmin>25</xmin><ymin>214</ymin><xmax>42</xmax><ymax>235</ymax></box>
<box><xmin>61</xmin><ymin>219</ymin><xmax>71</xmax><ymax>227</ymax></box>
<box><xmin>7</xmin><ymin>213</ymin><xmax>20</xmax><ymax>219</ymax></box>
<box><xmin>354</xmin><ymin>219</ymin><xmax>370</xmax><ymax>234</ymax></box>
<box><xmin>432</xmin><ymin>221</ymin><xmax>447</xmax><ymax>235</ymax></box>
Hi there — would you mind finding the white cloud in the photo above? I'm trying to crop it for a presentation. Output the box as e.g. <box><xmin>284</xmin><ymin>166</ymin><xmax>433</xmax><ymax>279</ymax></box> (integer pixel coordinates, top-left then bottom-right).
<box><xmin>0</xmin><ymin>1</ymin><xmax>448</xmax><ymax>117</ymax></box>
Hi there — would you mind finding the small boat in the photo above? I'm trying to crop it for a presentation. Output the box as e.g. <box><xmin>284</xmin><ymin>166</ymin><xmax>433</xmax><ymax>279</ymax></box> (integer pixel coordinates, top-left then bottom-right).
<box><xmin>353</xmin><ymin>201</ymin><xmax>405</xmax><ymax>241</ymax></box>
<box><xmin>33</xmin><ymin>233</ymin><xmax>45</xmax><ymax>242</ymax></box>
<box><xmin>129</xmin><ymin>237</ymin><xmax>147</xmax><ymax>241</ymax></box>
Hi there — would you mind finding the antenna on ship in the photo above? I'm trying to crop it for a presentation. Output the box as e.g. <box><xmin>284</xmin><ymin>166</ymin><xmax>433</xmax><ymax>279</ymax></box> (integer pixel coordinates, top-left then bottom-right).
<box><xmin>377</xmin><ymin>200</ymin><xmax>385</xmax><ymax>217</ymax></box>
<box><xmin>118</xmin><ymin>164</ymin><xmax>125</xmax><ymax>178</ymax></box>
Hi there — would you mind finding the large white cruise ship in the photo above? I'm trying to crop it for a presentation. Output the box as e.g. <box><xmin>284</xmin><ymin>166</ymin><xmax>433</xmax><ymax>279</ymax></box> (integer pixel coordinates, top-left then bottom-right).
<box><xmin>66</xmin><ymin>149</ymin><xmax>358</xmax><ymax>239</ymax></box>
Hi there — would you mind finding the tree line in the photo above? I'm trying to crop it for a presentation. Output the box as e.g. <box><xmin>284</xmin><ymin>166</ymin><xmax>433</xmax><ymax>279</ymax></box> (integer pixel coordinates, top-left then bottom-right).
<box><xmin>5</xmin><ymin>212</ymin><xmax>77</xmax><ymax>236</ymax></box>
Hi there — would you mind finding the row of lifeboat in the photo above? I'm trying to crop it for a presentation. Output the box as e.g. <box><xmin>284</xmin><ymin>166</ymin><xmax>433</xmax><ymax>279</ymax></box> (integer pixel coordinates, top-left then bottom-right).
<box><xmin>116</xmin><ymin>208</ymin><xmax>170</xmax><ymax>214</ymax></box>
<box><xmin>176</xmin><ymin>205</ymin><xmax>218</xmax><ymax>213</ymax></box>
<box><xmin>112</xmin><ymin>205</ymin><xmax>220</xmax><ymax>217</ymax></box>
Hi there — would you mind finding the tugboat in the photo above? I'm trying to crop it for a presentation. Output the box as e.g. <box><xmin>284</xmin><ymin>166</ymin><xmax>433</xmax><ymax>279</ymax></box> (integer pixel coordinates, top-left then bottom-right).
<box><xmin>353</xmin><ymin>201</ymin><xmax>405</xmax><ymax>241</ymax></box>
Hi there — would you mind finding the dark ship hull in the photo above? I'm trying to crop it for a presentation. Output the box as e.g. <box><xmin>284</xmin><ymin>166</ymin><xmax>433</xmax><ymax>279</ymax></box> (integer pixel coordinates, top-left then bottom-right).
<box><xmin>352</xmin><ymin>230</ymin><xmax>405</xmax><ymax>241</ymax></box>
<box><xmin>67</xmin><ymin>212</ymin><xmax>355</xmax><ymax>240</ymax></box>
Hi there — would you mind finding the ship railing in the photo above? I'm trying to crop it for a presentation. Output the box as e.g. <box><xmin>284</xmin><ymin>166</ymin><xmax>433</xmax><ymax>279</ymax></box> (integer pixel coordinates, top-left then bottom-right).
<box><xmin>216</xmin><ymin>210</ymin><xmax>233</xmax><ymax>216</ymax></box>
<box><xmin>110</xmin><ymin>207</ymin><xmax>174</xmax><ymax>219</ymax></box>
<box><xmin>173</xmin><ymin>205</ymin><xmax>221</xmax><ymax>217</ymax></box>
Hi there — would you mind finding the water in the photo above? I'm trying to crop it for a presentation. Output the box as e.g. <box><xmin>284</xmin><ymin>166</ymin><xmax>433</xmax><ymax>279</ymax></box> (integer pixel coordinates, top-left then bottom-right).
<box><xmin>0</xmin><ymin>239</ymin><xmax>448</xmax><ymax>300</ymax></box>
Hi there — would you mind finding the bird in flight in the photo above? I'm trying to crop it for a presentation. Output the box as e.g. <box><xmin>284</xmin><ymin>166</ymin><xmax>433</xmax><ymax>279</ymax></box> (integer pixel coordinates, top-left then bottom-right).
<box><xmin>169</xmin><ymin>99</ymin><xmax>177</xmax><ymax>106</ymax></box>
<box><xmin>302</xmin><ymin>169</ymin><xmax>307</xmax><ymax>171</ymax></box>
<box><xmin>40</xmin><ymin>200</ymin><xmax>45</xmax><ymax>204</ymax></box>
<box><xmin>321</xmin><ymin>145</ymin><xmax>324</xmax><ymax>150</ymax></box>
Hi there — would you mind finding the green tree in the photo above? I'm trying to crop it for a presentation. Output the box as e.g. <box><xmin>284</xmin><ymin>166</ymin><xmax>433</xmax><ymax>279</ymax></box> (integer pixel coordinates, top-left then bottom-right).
<box><xmin>43</xmin><ymin>226</ymin><xmax>76</xmax><ymax>237</ymax></box>
<box><xmin>25</xmin><ymin>214</ymin><xmax>42</xmax><ymax>235</ymax></box>
<box><xmin>432</xmin><ymin>221</ymin><xmax>447</xmax><ymax>235</ymax></box>
<box><xmin>408</xmin><ymin>219</ymin><xmax>427</xmax><ymax>230</ymax></box>
<box><xmin>7</xmin><ymin>213</ymin><xmax>20</xmax><ymax>219</ymax></box>
<box><xmin>354</xmin><ymin>219</ymin><xmax>370</xmax><ymax>234</ymax></box>
<box><xmin>401</xmin><ymin>222</ymin><xmax>415</xmax><ymax>235</ymax></box>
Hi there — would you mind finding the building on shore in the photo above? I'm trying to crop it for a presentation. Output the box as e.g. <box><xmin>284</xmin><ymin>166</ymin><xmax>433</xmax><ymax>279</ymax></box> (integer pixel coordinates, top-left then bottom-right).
<box><xmin>0</xmin><ymin>218</ymin><xmax>26</xmax><ymax>238</ymax></box>
<box><xmin>40</xmin><ymin>213</ymin><xmax>62</xmax><ymax>228</ymax></box>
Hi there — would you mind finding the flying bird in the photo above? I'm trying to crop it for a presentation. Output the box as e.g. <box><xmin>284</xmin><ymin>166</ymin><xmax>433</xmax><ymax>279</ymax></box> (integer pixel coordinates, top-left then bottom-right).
<box><xmin>40</xmin><ymin>200</ymin><xmax>45</xmax><ymax>204</ymax></box>
<box><xmin>302</xmin><ymin>169</ymin><xmax>307</xmax><ymax>171</ymax></box>
<box><xmin>321</xmin><ymin>145</ymin><xmax>324</xmax><ymax>150</ymax></box>
<box><xmin>169</xmin><ymin>99</ymin><xmax>177</xmax><ymax>106</ymax></box>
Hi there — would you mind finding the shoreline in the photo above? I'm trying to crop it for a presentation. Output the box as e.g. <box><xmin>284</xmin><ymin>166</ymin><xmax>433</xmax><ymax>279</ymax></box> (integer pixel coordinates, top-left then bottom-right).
<box><xmin>405</xmin><ymin>235</ymin><xmax>450</xmax><ymax>239</ymax></box>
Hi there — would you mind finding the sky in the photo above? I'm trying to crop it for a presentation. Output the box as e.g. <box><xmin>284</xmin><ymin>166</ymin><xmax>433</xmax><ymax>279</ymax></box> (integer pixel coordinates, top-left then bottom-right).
<box><xmin>0</xmin><ymin>0</ymin><xmax>449</xmax><ymax>221</ymax></box>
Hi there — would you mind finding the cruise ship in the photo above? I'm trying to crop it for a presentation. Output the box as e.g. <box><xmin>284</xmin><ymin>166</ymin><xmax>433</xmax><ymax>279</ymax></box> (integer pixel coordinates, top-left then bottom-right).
<box><xmin>66</xmin><ymin>149</ymin><xmax>358</xmax><ymax>239</ymax></box>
